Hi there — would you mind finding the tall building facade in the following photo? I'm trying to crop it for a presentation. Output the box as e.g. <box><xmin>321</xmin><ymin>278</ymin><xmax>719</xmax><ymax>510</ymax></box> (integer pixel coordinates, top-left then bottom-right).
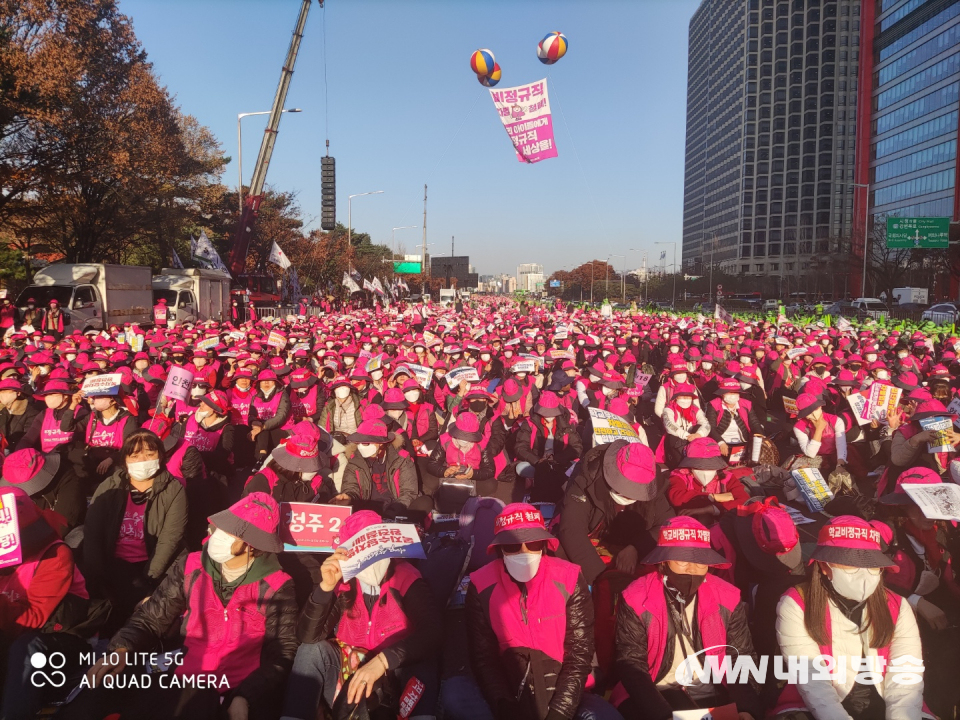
<box><xmin>860</xmin><ymin>0</ymin><xmax>958</xmax><ymax>232</ymax></box>
<box><xmin>429</xmin><ymin>255</ymin><xmax>478</xmax><ymax>289</ymax></box>
<box><xmin>517</xmin><ymin>263</ymin><xmax>545</xmax><ymax>292</ymax></box>
<box><xmin>684</xmin><ymin>0</ymin><xmax>865</xmax><ymax>291</ymax></box>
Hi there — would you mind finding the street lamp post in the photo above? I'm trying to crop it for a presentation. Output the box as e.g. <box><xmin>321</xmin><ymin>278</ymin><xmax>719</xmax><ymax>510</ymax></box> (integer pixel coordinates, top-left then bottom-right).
<box><xmin>347</xmin><ymin>191</ymin><xmax>385</xmax><ymax>248</ymax></box>
<box><xmin>611</xmin><ymin>253</ymin><xmax>626</xmax><ymax>304</ymax></box>
<box><xmin>237</xmin><ymin>108</ymin><xmax>301</xmax><ymax>216</ymax></box>
<box><xmin>656</xmin><ymin>242</ymin><xmax>677</xmax><ymax>308</ymax></box>
<box><xmin>590</xmin><ymin>261</ymin><xmax>595</xmax><ymax>304</ymax></box>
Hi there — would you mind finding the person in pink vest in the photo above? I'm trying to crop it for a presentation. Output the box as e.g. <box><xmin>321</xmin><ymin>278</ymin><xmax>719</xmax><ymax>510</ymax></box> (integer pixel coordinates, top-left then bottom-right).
<box><xmin>878</xmin><ymin>467</ymin><xmax>960</xmax><ymax>718</ymax></box>
<box><xmin>426</xmin><ymin>412</ymin><xmax>497</xmax><ymax>512</ymax></box>
<box><xmin>453</xmin><ymin>502</ymin><xmax>621</xmax><ymax>720</ymax></box>
<box><xmin>249</xmin><ymin>369</ymin><xmax>292</xmax><ymax>464</ymax></box>
<box><xmin>659</xmin><ymin>383</ymin><xmax>711</xmax><ymax>468</ymax></box>
<box><xmin>0</xmin><ymin>488</ymin><xmax>93</xmax><ymax>719</ymax></box>
<box><xmin>73</xmin><ymin>492</ymin><xmax>298</xmax><ymax>720</ymax></box>
<box><xmin>282</xmin><ymin>509</ymin><xmax>442</xmax><ymax>720</ymax></box>
<box><xmin>791</xmin><ymin>392</ymin><xmax>848</xmax><ymax>476</ymax></box>
<box><xmin>17</xmin><ymin>379</ymin><xmax>79</xmax><ymax>455</ymax></box>
<box><xmin>612</xmin><ymin>515</ymin><xmax>760</xmax><ymax>720</ymax></box>
<box><xmin>666</xmin><ymin>438</ymin><xmax>752</xmax><ymax>519</ymax></box>
<box><xmin>153</xmin><ymin>297</ymin><xmax>169</xmax><ymax>328</ymax></box>
<box><xmin>772</xmin><ymin>515</ymin><xmax>925</xmax><ymax>720</ymax></box>
<box><xmin>705</xmin><ymin>378</ymin><xmax>764</xmax><ymax>465</ymax></box>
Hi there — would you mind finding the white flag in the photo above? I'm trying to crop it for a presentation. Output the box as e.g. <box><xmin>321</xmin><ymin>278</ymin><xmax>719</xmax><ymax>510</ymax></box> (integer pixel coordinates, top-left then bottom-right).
<box><xmin>342</xmin><ymin>272</ymin><xmax>361</xmax><ymax>294</ymax></box>
<box><xmin>193</xmin><ymin>231</ymin><xmax>228</xmax><ymax>272</ymax></box>
<box><xmin>714</xmin><ymin>304</ymin><xmax>732</xmax><ymax>324</ymax></box>
<box><xmin>171</xmin><ymin>247</ymin><xmax>184</xmax><ymax>269</ymax></box>
<box><xmin>268</xmin><ymin>241</ymin><xmax>292</xmax><ymax>270</ymax></box>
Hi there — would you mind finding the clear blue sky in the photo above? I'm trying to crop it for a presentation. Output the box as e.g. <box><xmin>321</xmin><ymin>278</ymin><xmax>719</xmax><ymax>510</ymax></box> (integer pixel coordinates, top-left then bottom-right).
<box><xmin>119</xmin><ymin>0</ymin><xmax>701</xmax><ymax>278</ymax></box>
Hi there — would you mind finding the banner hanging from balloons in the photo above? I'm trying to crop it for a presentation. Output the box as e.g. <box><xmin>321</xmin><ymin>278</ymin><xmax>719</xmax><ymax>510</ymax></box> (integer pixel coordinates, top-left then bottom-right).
<box><xmin>489</xmin><ymin>79</ymin><xmax>558</xmax><ymax>164</ymax></box>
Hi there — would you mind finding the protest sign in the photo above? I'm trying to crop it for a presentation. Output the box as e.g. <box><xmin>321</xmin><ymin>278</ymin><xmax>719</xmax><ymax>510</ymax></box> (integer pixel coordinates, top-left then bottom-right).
<box><xmin>489</xmin><ymin>79</ymin><xmax>558</xmax><ymax>164</ymax></box>
<box><xmin>786</xmin><ymin>347</ymin><xmax>808</xmax><ymax>360</ymax></box>
<box><xmin>903</xmin><ymin>483</ymin><xmax>960</xmax><ymax>522</ymax></box>
<box><xmin>338</xmin><ymin>523</ymin><xmax>426</xmax><ymax>581</ymax></box>
<box><xmin>919</xmin><ymin>416</ymin><xmax>954</xmax><ymax>454</ymax></box>
<box><xmin>81</xmin><ymin>373</ymin><xmax>123</xmax><ymax>397</ymax></box>
<box><xmin>128</xmin><ymin>333</ymin><xmax>145</xmax><ymax>353</ymax></box>
<box><xmin>519</xmin><ymin>353</ymin><xmax>544</xmax><ymax>370</ymax></box>
<box><xmin>279</xmin><ymin>503</ymin><xmax>353</xmax><ymax>553</ymax></box>
<box><xmin>446</xmin><ymin>366</ymin><xmax>480</xmax><ymax>389</ymax></box>
<box><xmin>867</xmin><ymin>383</ymin><xmax>901</xmax><ymax>424</ymax></box>
<box><xmin>366</xmin><ymin>354</ymin><xmax>383</xmax><ymax>373</ymax></box>
<box><xmin>293</xmin><ymin>342</ymin><xmax>310</xmax><ymax>353</ymax></box>
<box><xmin>626</xmin><ymin>374</ymin><xmax>652</xmax><ymax>398</ymax></box>
<box><xmin>510</xmin><ymin>359</ymin><xmax>537</xmax><ymax>374</ymax></box>
<box><xmin>588</xmin><ymin>408</ymin><xmax>641</xmax><ymax>445</ymax></box>
<box><xmin>549</xmin><ymin>349</ymin><xmax>575</xmax><ymax>361</ymax></box>
<box><xmin>0</xmin><ymin>493</ymin><xmax>21</xmax><ymax>569</ymax></box>
<box><xmin>196</xmin><ymin>336</ymin><xmax>219</xmax><ymax>351</ymax></box>
<box><xmin>229</xmin><ymin>331</ymin><xmax>245</xmax><ymax>341</ymax></box>
<box><xmin>782</xmin><ymin>396</ymin><xmax>798</xmax><ymax>416</ymax></box>
<box><xmin>405</xmin><ymin>363</ymin><xmax>433</xmax><ymax>390</ymax></box>
<box><xmin>714</xmin><ymin>305</ymin><xmax>732</xmax><ymax>324</ymax></box>
<box><xmin>751</xmin><ymin>436</ymin><xmax>764</xmax><ymax>463</ymax></box>
<box><xmin>791</xmin><ymin>468</ymin><xmax>834</xmax><ymax>513</ymax></box>
<box><xmin>267</xmin><ymin>330</ymin><xmax>287</xmax><ymax>350</ymax></box>
<box><xmin>161</xmin><ymin>366</ymin><xmax>194</xmax><ymax>402</ymax></box>
<box><xmin>836</xmin><ymin>316</ymin><xmax>853</xmax><ymax>333</ymax></box>
<box><xmin>783</xmin><ymin>505</ymin><xmax>816</xmax><ymax>526</ymax></box>
<box><xmin>553</xmin><ymin>328</ymin><xmax>568</xmax><ymax>341</ymax></box>
<box><xmin>948</xmin><ymin>398</ymin><xmax>960</xmax><ymax>429</ymax></box>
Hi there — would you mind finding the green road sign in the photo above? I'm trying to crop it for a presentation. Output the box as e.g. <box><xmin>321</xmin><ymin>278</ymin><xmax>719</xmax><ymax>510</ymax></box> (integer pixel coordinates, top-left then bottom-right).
<box><xmin>393</xmin><ymin>261</ymin><xmax>422</xmax><ymax>274</ymax></box>
<box><xmin>886</xmin><ymin>217</ymin><xmax>949</xmax><ymax>249</ymax></box>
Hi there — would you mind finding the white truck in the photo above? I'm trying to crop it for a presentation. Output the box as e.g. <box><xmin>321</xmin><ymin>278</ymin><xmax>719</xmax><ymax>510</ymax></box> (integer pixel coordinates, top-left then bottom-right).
<box><xmin>439</xmin><ymin>288</ymin><xmax>457</xmax><ymax>307</ymax></box>
<box><xmin>17</xmin><ymin>264</ymin><xmax>153</xmax><ymax>332</ymax></box>
<box><xmin>892</xmin><ymin>287</ymin><xmax>929</xmax><ymax>305</ymax></box>
<box><xmin>152</xmin><ymin>268</ymin><xmax>231</xmax><ymax>325</ymax></box>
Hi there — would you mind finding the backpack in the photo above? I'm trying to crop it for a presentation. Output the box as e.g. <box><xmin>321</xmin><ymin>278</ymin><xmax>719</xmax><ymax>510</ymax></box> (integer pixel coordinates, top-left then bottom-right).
<box><xmin>458</xmin><ymin>496</ymin><xmax>505</xmax><ymax>573</ymax></box>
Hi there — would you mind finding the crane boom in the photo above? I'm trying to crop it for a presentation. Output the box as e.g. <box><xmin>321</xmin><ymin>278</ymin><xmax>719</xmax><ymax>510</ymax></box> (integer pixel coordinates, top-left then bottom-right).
<box><xmin>228</xmin><ymin>0</ymin><xmax>313</xmax><ymax>278</ymax></box>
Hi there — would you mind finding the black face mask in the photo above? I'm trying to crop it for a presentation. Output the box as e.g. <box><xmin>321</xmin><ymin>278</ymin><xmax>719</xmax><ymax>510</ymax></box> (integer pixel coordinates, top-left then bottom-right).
<box><xmin>469</xmin><ymin>401</ymin><xmax>487</xmax><ymax>413</ymax></box>
<box><xmin>663</xmin><ymin>568</ymin><xmax>705</xmax><ymax>600</ymax></box>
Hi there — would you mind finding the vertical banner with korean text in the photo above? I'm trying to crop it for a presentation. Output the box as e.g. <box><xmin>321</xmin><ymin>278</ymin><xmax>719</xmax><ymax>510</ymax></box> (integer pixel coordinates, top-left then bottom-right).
<box><xmin>489</xmin><ymin>79</ymin><xmax>558</xmax><ymax>164</ymax></box>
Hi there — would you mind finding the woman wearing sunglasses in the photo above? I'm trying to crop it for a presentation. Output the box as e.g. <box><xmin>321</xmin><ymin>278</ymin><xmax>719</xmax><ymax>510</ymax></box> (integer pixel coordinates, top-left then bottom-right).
<box><xmin>771</xmin><ymin>515</ymin><xmax>926</xmax><ymax>720</ymax></box>
<box><xmin>455</xmin><ymin>502</ymin><xmax>623</xmax><ymax>720</ymax></box>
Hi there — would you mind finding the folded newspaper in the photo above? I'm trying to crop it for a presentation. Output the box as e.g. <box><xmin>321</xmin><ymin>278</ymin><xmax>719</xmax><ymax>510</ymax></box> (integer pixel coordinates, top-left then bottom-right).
<box><xmin>903</xmin><ymin>483</ymin><xmax>960</xmax><ymax>523</ymax></box>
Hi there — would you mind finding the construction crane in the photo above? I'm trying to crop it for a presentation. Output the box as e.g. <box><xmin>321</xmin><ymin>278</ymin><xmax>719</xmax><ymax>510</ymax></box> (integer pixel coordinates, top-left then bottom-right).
<box><xmin>229</xmin><ymin>0</ymin><xmax>314</xmax><ymax>305</ymax></box>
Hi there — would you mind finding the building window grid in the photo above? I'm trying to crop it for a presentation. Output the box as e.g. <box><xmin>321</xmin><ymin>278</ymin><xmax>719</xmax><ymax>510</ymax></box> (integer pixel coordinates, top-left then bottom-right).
<box><xmin>875</xmin><ymin>52</ymin><xmax>960</xmax><ymax>110</ymax></box>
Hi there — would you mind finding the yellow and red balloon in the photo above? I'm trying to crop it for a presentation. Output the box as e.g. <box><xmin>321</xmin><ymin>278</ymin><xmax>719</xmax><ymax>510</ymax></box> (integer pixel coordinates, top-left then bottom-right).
<box><xmin>537</xmin><ymin>31</ymin><xmax>568</xmax><ymax>65</ymax></box>
<box><xmin>478</xmin><ymin>63</ymin><xmax>501</xmax><ymax>87</ymax></box>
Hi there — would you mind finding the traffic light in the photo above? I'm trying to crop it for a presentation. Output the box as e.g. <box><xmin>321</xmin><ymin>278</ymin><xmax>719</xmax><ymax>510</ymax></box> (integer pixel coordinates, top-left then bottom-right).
<box><xmin>320</xmin><ymin>156</ymin><xmax>336</xmax><ymax>231</ymax></box>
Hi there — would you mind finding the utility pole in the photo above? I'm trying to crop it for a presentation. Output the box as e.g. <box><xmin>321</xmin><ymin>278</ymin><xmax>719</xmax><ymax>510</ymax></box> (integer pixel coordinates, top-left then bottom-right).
<box><xmin>422</xmin><ymin>184</ymin><xmax>428</xmax><ymax>283</ymax></box>
<box><xmin>451</xmin><ymin>236</ymin><xmax>455</xmax><ymax>257</ymax></box>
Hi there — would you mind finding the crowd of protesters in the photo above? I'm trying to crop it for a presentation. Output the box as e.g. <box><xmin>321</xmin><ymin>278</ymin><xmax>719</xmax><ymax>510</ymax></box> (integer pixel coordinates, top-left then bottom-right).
<box><xmin>0</xmin><ymin>292</ymin><xmax>954</xmax><ymax>720</ymax></box>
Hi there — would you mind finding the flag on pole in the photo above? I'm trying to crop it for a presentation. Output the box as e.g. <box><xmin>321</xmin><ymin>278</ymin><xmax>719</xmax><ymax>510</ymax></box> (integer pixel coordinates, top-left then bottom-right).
<box><xmin>363</xmin><ymin>278</ymin><xmax>375</xmax><ymax>293</ymax></box>
<box><xmin>342</xmin><ymin>272</ymin><xmax>361</xmax><ymax>294</ymax></box>
<box><xmin>268</xmin><ymin>242</ymin><xmax>292</xmax><ymax>270</ymax></box>
<box><xmin>171</xmin><ymin>247</ymin><xmax>184</xmax><ymax>269</ymax></box>
<box><xmin>714</xmin><ymin>304</ymin><xmax>732</xmax><ymax>324</ymax></box>
<box><xmin>372</xmin><ymin>277</ymin><xmax>385</xmax><ymax>296</ymax></box>
<box><xmin>192</xmin><ymin>231</ymin><xmax>229</xmax><ymax>272</ymax></box>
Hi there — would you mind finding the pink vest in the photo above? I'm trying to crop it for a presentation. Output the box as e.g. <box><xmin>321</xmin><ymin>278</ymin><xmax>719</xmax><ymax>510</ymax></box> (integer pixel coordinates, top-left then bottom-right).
<box><xmin>183</xmin><ymin>415</ymin><xmax>224</xmax><ymax>454</ymax></box>
<box><xmin>469</xmin><ymin>555</ymin><xmax>579</xmax><ymax>664</ymax></box>
<box><xmin>86</xmin><ymin>413</ymin><xmax>130</xmax><ymax>449</ymax></box>
<box><xmin>335</xmin><ymin>561</ymin><xmax>420</xmax><ymax>653</ymax></box>
<box><xmin>252</xmin><ymin>391</ymin><xmax>282</xmax><ymax>423</ymax></box>
<box><xmin>708</xmin><ymin>397</ymin><xmax>753</xmax><ymax>432</ymax></box>
<box><xmin>444</xmin><ymin>437</ymin><xmax>482</xmax><ymax>470</ymax></box>
<box><xmin>40</xmin><ymin>408</ymin><xmax>74</xmax><ymax>453</ymax></box>
<box><xmin>769</xmin><ymin>587</ymin><xmax>903</xmax><ymax>716</ymax></box>
<box><xmin>297</xmin><ymin>386</ymin><xmax>320</xmax><ymax>417</ymax></box>
<box><xmin>228</xmin><ymin>388</ymin><xmax>253</xmax><ymax>425</ymax></box>
<box><xmin>283</xmin><ymin>392</ymin><xmax>305</xmax><ymax>431</ymax></box>
<box><xmin>0</xmin><ymin>538</ymin><xmax>89</xmax><ymax>608</ymax></box>
<box><xmin>795</xmin><ymin>412</ymin><xmax>838</xmax><ymax>456</ymax></box>
<box><xmin>178</xmin><ymin>552</ymin><xmax>289</xmax><ymax>692</ymax></box>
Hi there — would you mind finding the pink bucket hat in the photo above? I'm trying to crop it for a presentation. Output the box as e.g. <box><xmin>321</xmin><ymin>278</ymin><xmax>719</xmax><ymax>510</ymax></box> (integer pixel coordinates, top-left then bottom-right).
<box><xmin>208</xmin><ymin>491</ymin><xmax>284</xmax><ymax>553</ymax></box>
<box><xmin>734</xmin><ymin>499</ymin><xmax>801</xmax><ymax>573</ymax></box>
<box><xmin>810</xmin><ymin>515</ymin><xmax>895</xmax><ymax>568</ymax></box>
<box><xmin>347</xmin><ymin>418</ymin><xmax>395</xmax><ymax>445</ymax></box>
<box><xmin>0</xmin><ymin>449</ymin><xmax>61</xmax><ymax>496</ymax></box>
<box><xmin>342</xmin><ymin>509</ymin><xmax>381</xmax><ymax>545</ymax></box>
<box><xmin>602</xmin><ymin>440</ymin><xmax>660</xmax><ymax>501</ymax></box>
<box><xmin>486</xmin><ymin>502</ymin><xmax>559</xmax><ymax>555</ymax></box>
<box><xmin>272</xmin><ymin>420</ymin><xmax>325</xmax><ymax>473</ymax></box>
<box><xmin>641</xmin><ymin>516</ymin><xmax>730</xmax><ymax>567</ymax></box>
<box><xmin>880</xmin><ymin>466</ymin><xmax>941</xmax><ymax>506</ymax></box>
<box><xmin>449</xmin><ymin>412</ymin><xmax>483</xmax><ymax>443</ymax></box>
<box><xmin>381</xmin><ymin>388</ymin><xmax>408</xmax><ymax>410</ymax></box>
<box><xmin>678</xmin><ymin>437</ymin><xmax>728</xmax><ymax>471</ymax></box>
<box><xmin>533</xmin><ymin>390</ymin><xmax>562</xmax><ymax>418</ymax></box>
<box><xmin>795</xmin><ymin>392</ymin><xmax>824</xmax><ymax>418</ymax></box>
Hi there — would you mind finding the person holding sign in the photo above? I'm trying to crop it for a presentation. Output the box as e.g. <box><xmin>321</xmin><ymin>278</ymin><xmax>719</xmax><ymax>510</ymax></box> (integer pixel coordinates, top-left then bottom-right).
<box><xmin>612</xmin><ymin>516</ymin><xmax>760</xmax><ymax>720</ymax></box>
<box><xmin>459</xmin><ymin>503</ymin><xmax>620</xmax><ymax>720</ymax></box>
<box><xmin>72</xmin><ymin>493</ymin><xmax>297</xmax><ymax>720</ymax></box>
<box><xmin>512</xmin><ymin>390</ymin><xmax>583</xmax><ymax>503</ymax></box>
<box><xmin>318</xmin><ymin>375</ymin><xmax>363</xmax><ymax>445</ymax></box>
<box><xmin>885</xmin><ymin>399</ymin><xmax>960</xmax><ymax>492</ymax></box>
<box><xmin>771</xmin><ymin>515</ymin><xmax>923</xmax><ymax>720</ymax></box>
<box><xmin>879</xmin><ymin>468</ymin><xmax>960</xmax><ymax>718</ymax></box>
<box><xmin>283</xmin><ymin>510</ymin><xmax>441</xmax><ymax>720</ymax></box>
<box><xmin>790</xmin><ymin>393</ymin><xmax>848</xmax><ymax>476</ymax></box>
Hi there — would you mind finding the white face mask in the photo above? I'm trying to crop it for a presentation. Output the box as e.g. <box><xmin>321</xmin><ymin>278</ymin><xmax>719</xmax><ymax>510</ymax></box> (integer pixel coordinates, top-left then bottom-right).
<box><xmin>602</xmin><ymin>386</ymin><xmax>616</xmax><ymax>397</ymax></box>
<box><xmin>358</xmin><ymin>443</ymin><xmax>379</xmax><ymax>458</ymax></box>
<box><xmin>723</xmin><ymin>394</ymin><xmax>739</xmax><ymax>406</ymax></box>
<box><xmin>828</xmin><ymin>566</ymin><xmax>882</xmax><ymax>603</ymax></box>
<box><xmin>674</xmin><ymin>373</ymin><xmax>688</xmax><ymax>384</ymax></box>
<box><xmin>898</xmin><ymin>352</ymin><xmax>908</xmax><ymax>359</ymax></box>
<box><xmin>404</xmin><ymin>391</ymin><xmax>420</xmax><ymax>403</ymax></box>
<box><xmin>677</xmin><ymin>397</ymin><xmax>693</xmax><ymax>408</ymax></box>
<box><xmin>503</xmin><ymin>551</ymin><xmax>542</xmax><ymax>582</ymax></box>
<box><xmin>370</xmin><ymin>369</ymin><xmax>383</xmax><ymax>380</ymax></box>
<box><xmin>128</xmin><ymin>458</ymin><xmax>160</xmax><ymax>481</ymax></box>
<box><xmin>195</xmin><ymin>410</ymin><xmax>212</xmax><ymax>423</ymax></box>
<box><xmin>702</xmin><ymin>363</ymin><xmax>713</xmax><ymax>371</ymax></box>
<box><xmin>480</xmin><ymin>353</ymin><xmax>491</xmax><ymax>362</ymax></box>
<box><xmin>387</xmin><ymin>409</ymin><xmax>404</xmax><ymax>421</ymax></box>
<box><xmin>357</xmin><ymin>558</ymin><xmax>390</xmax><ymax>589</ymax></box>
<box><xmin>207</xmin><ymin>528</ymin><xmax>238</xmax><ymax>564</ymax></box>
<box><xmin>669</xmin><ymin>346</ymin><xmax>680</xmax><ymax>354</ymax></box>
<box><xmin>692</xmin><ymin>468</ymin><xmax>717</xmax><ymax>486</ymax></box>
<box><xmin>334</xmin><ymin>386</ymin><xmax>351</xmax><ymax>400</ymax></box>
<box><xmin>865</xmin><ymin>354</ymin><xmax>877</xmax><ymax>363</ymax></box>
<box><xmin>191</xmin><ymin>387</ymin><xmax>206</xmax><ymax>398</ymax></box>
<box><xmin>300</xmin><ymin>471</ymin><xmax>317</xmax><ymax>483</ymax></box>
<box><xmin>876</xmin><ymin>371</ymin><xmax>890</xmax><ymax>381</ymax></box>
<box><xmin>610</xmin><ymin>490</ymin><xmax>636</xmax><ymax>506</ymax></box>
<box><xmin>453</xmin><ymin>439</ymin><xmax>474</xmax><ymax>453</ymax></box>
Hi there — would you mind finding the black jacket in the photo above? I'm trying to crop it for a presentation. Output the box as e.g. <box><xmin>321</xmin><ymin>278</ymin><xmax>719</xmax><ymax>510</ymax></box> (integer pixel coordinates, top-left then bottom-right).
<box><xmin>466</xmin><ymin>564</ymin><xmax>594</xmax><ymax>720</ymax></box>
<box><xmin>111</xmin><ymin>552</ymin><xmax>298</xmax><ymax>707</ymax></box>
<box><xmin>0</xmin><ymin>398</ymin><xmax>41</xmax><ymax>450</ymax></box>
<box><xmin>514</xmin><ymin>412</ymin><xmax>582</xmax><ymax>467</ymax></box>
<box><xmin>557</xmin><ymin>443</ymin><xmax>674</xmax><ymax>585</ymax></box>
<box><xmin>705</xmin><ymin>399</ymin><xmax>764</xmax><ymax>444</ymax></box>
<box><xmin>248</xmin><ymin>389</ymin><xmax>291</xmax><ymax>431</ymax></box>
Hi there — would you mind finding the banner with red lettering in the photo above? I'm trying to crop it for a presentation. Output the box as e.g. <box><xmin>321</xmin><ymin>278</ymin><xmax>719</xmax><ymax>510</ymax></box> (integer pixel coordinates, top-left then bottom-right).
<box><xmin>338</xmin><ymin>523</ymin><xmax>426</xmax><ymax>581</ymax></box>
<box><xmin>489</xmin><ymin>79</ymin><xmax>558</xmax><ymax>164</ymax></box>
<box><xmin>280</xmin><ymin>503</ymin><xmax>352</xmax><ymax>553</ymax></box>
